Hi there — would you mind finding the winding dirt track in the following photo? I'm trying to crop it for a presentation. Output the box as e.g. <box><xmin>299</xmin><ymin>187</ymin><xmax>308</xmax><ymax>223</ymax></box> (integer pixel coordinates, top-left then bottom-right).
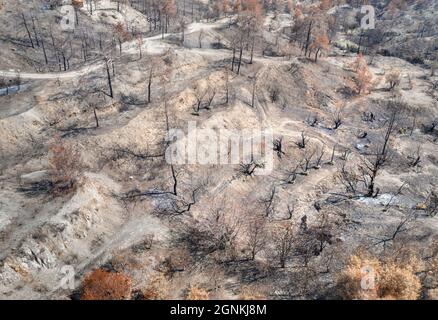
<box><xmin>0</xmin><ymin>19</ymin><xmax>230</xmax><ymax>80</ymax></box>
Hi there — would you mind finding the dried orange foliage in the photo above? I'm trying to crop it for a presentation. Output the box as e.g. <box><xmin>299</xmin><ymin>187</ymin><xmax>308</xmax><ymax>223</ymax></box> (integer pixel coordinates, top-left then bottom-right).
<box><xmin>238</xmin><ymin>0</ymin><xmax>264</xmax><ymax>27</ymax></box>
<box><xmin>114</xmin><ymin>22</ymin><xmax>131</xmax><ymax>41</ymax></box>
<box><xmin>48</xmin><ymin>135</ymin><xmax>80</xmax><ymax>193</ymax></box>
<box><xmin>160</xmin><ymin>0</ymin><xmax>177</xmax><ymax>17</ymax></box>
<box><xmin>319</xmin><ymin>0</ymin><xmax>333</xmax><ymax>11</ymax></box>
<box><xmin>142</xmin><ymin>274</ymin><xmax>169</xmax><ymax>300</ymax></box>
<box><xmin>387</xmin><ymin>0</ymin><xmax>407</xmax><ymax>14</ymax></box>
<box><xmin>186</xmin><ymin>286</ymin><xmax>210</xmax><ymax>300</ymax></box>
<box><xmin>222</xmin><ymin>0</ymin><xmax>229</xmax><ymax>14</ymax></box>
<box><xmin>310</xmin><ymin>33</ymin><xmax>330</xmax><ymax>62</ymax></box>
<box><xmin>351</xmin><ymin>54</ymin><xmax>372</xmax><ymax>94</ymax></box>
<box><xmin>72</xmin><ymin>0</ymin><xmax>84</xmax><ymax>7</ymax></box>
<box><xmin>233</xmin><ymin>0</ymin><xmax>242</xmax><ymax>12</ymax></box>
<box><xmin>81</xmin><ymin>269</ymin><xmax>132</xmax><ymax>300</ymax></box>
<box><xmin>294</xmin><ymin>6</ymin><xmax>303</xmax><ymax>20</ymax></box>
<box><xmin>239</xmin><ymin>287</ymin><xmax>265</xmax><ymax>300</ymax></box>
<box><xmin>242</xmin><ymin>0</ymin><xmax>262</xmax><ymax>12</ymax></box>
<box><xmin>338</xmin><ymin>252</ymin><xmax>421</xmax><ymax>300</ymax></box>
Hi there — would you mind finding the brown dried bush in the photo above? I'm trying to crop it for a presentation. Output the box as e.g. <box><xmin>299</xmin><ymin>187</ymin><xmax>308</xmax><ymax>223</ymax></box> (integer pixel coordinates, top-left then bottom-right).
<box><xmin>141</xmin><ymin>273</ymin><xmax>169</xmax><ymax>300</ymax></box>
<box><xmin>186</xmin><ymin>286</ymin><xmax>210</xmax><ymax>300</ymax></box>
<box><xmin>81</xmin><ymin>269</ymin><xmax>132</xmax><ymax>300</ymax></box>
<box><xmin>239</xmin><ymin>287</ymin><xmax>266</xmax><ymax>300</ymax></box>
<box><xmin>337</xmin><ymin>252</ymin><xmax>421</xmax><ymax>300</ymax></box>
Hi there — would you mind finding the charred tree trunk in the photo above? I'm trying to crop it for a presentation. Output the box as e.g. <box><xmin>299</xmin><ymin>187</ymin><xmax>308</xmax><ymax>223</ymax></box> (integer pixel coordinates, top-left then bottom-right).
<box><xmin>249</xmin><ymin>37</ymin><xmax>255</xmax><ymax>64</ymax></box>
<box><xmin>93</xmin><ymin>107</ymin><xmax>99</xmax><ymax>128</ymax></box>
<box><xmin>106</xmin><ymin>59</ymin><xmax>114</xmax><ymax>99</ymax></box>
<box><xmin>31</xmin><ymin>16</ymin><xmax>40</xmax><ymax>47</ymax></box>
<box><xmin>304</xmin><ymin>21</ymin><xmax>312</xmax><ymax>57</ymax></box>
<box><xmin>147</xmin><ymin>68</ymin><xmax>153</xmax><ymax>103</ymax></box>
<box><xmin>237</xmin><ymin>46</ymin><xmax>243</xmax><ymax>74</ymax></box>
<box><xmin>231</xmin><ymin>47</ymin><xmax>236</xmax><ymax>71</ymax></box>
<box><xmin>22</xmin><ymin>13</ymin><xmax>34</xmax><ymax>48</ymax></box>
<box><xmin>41</xmin><ymin>37</ymin><xmax>48</xmax><ymax>64</ymax></box>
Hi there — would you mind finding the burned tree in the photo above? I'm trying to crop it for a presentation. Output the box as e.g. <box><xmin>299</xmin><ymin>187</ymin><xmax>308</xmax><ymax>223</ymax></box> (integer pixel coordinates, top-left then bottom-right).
<box><xmin>359</xmin><ymin>109</ymin><xmax>398</xmax><ymax>197</ymax></box>
<box><xmin>273</xmin><ymin>137</ymin><xmax>285</xmax><ymax>159</ymax></box>
<box><xmin>314</xmin><ymin>146</ymin><xmax>325</xmax><ymax>169</ymax></box>
<box><xmin>105</xmin><ymin>58</ymin><xmax>114</xmax><ymax>98</ymax></box>
<box><xmin>283</xmin><ymin>163</ymin><xmax>301</xmax><ymax>185</ymax></box>
<box><xmin>306</xmin><ymin>114</ymin><xmax>319</xmax><ymax>127</ymax></box>
<box><xmin>331</xmin><ymin>109</ymin><xmax>343</xmax><ymax>130</ymax></box>
<box><xmin>244</xmin><ymin>214</ymin><xmax>267</xmax><ymax>260</ymax></box>
<box><xmin>22</xmin><ymin>13</ymin><xmax>34</xmax><ymax>48</ymax></box>
<box><xmin>260</xmin><ymin>186</ymin><xmax>276</xmax><ymax>217</ymax></box>
<box><xmin>407</xmin><ymin>145</ymin><xmax>421</xmax><ymax>168</ymax></box>
<box><xmin>385</xmin><ymin>69</ymin><xmax>401</xmax><ymax>92</ymax></box>
<box><xmin>270</xmin><ymin>223</ymin><xmax>295</xmax><ymax>268</ymax></box>
<box><xmin>338</xmin><ymin>108</ymin><xmax>397</xmax><ymax>198</ymax></box>
<box><xmin>238</xmin><ymin>157</ymin><xmax>264</xmax><ymax>177</ymax></box>
<box><xmin>301</xmin><ymin>147</ymin><xmax>316</xmax><ymax>174</ymax></box>
<box><xmin>192</xmin><ymin>82</ymin><xmax>208</xmax><ymax>114</ymax></box>
<box><xmin>178</xmin><ymin>206</ymin><xmax>241</xmax><ymax>259</ymax></box>
<box><xmin>296</xmin><ymin>131</ymin><xmax>308</xmax><ymax>149</ymax></box>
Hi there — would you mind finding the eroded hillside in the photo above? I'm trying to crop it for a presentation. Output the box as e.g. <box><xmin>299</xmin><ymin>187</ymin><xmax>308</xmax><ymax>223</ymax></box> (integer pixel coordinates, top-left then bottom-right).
<box><xmin>0</xmin><ymin>0</ymin><xmax>437</xmax><ymax>300</ymax></box>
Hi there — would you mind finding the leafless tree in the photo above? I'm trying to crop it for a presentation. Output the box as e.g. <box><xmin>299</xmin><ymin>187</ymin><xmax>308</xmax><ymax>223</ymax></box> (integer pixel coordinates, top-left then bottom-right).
<box><xmin>251</xmin><ymin>75</ymin><xmax>257</xmax><ymax>108</ymax></box>
<box><xmin>105</xmin><ymin>58</ymin><xmax>114</xmax><ymax>98</ymax></box>
<box><xmin>296</xmin><ymin>131</ymin><xmax>308</xmax><ymax>149</ymax></box>
<box><xmin>270</xmin><ymin>223</ymin><xmax>295</xmax><ymax>268</ymax></box>
<box><xmin>340</xmin><ymin>149</ymin><xmax>351</xmax><ymax>161</ymax></box>
<box><xmin>224</xmin><ymin>67</ymin><xmax>230</xmax><ymax>104</ymax></box>
<box><xmin>359</xmin><ymin>110</ymin><xmax>397</xmax><ymax>197</ymax></box>
<box><xmin>273</xmin><ymin>137</ymin><xmax>285</xmax><ymax>159</ymax></box>
<box><xmin>268</xmin><ymin>85</ymin><xmax>280</xmax><ymax>103</ymax></box>
<box><xmin>245</xmin><ymin>214</ymin><xmax>267</xmax><ymax>260</ymax></box>
<box><xmin>160</xmin><ymin>183</ymin><xmax>204</xmax><ymax>215</ymax></box>
<box><xmin>314</xmin><ymin>146</ymin><xmax>325</xmax><ymax>169</ymax></box>
<box><xmin>192</xmin><ymin>83</ymin><xmax>208</xmax><ymax>113</ymax></box>
<box><xmin>22</xmin><ymin>13</ymin><xmax>34</xmax><ymax>48</ymax></box>
<box><xmin>385</xmin><ymin>69</ymin><xmax>401</xmax><ymax>91</ymax></box>
<box><xmin>383</xmin><ymin>182</ymin><xmax>407</xmax><ymax>212</ymax></box>
<box><xmin>180</xmin><ymin>18</ymin><xmax>187</xmax><ymax>44</ymax></box>
<box><xmin>302</xmin><ymin>147</ymin><xmax>316</xmax><ymax>174</ymax></box>
<box><xmin>147</xmin><ymin>65</ymin><xmax>154</xmax><ymax>103</ymax></box>
<box><xmin>198</xmin><ymin>28</ymin><xmax>205</xmax><ymax>48</ymax></box>
<box><xmin>373</xmin><ymin>211</ymin><xmax>418</xmax><ymax>248</ymax></box>
<box><xmin>338</xmin><ymin>161</ymin><xmax>359</xmax><ymax>195</ymax></box>
<box><xmin>331</xmin><ymin>109</ymin><xmax>342</xmax><ymax>130</ymax></box>
<box><xmin>260</xmin><ymin>186</ymin><xmax>276</xmax><ymax>217</ymax></box>
<box><xmin>238</xmin><ymin>158</ymin><xmax>264</xmax><ymax>177</ymax></box>
<box><xmin>205</xmin><ymin>85</ymin><xmax>216</xmax><ymax>108</ymax></box>
<box><xmin>283</xmin><ymin>163</ymin><xmax>301</xmax><ymax>185</ymax></box>
<box><xmin>306</xmin><ymin>114</ymin><xmax>319</xmax><ymax>127</ymax></box>
<box><xmin>407</xmin><ymin>145</ymin><xmax>421</xmax><ymax>167</ymax></box>
<box><xmin>296</xmin><ymin>211</ymin><xmax>336</xmax><ymax>267</ymax></box>
<box><xmin>178</xmin><ymin>206</ymin><xmax>241</xmax><ymax>259</ymax></box>
<box><xmin>329</xmin><ymin>144</ymin><xmax>336</xmax><ymax>165</ymax></box>
<box><xmin>108</xmin><ymin>143</ymin><xmax>164</xmax><ymax>165</ymax></box>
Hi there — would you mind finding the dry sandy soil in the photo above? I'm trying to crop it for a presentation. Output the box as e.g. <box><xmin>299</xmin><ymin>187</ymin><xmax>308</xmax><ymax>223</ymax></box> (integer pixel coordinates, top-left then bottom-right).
<box><xmin>0</xmin><ymin>0</ymin><xmax>437</xmax><ymax>300</ymax></box>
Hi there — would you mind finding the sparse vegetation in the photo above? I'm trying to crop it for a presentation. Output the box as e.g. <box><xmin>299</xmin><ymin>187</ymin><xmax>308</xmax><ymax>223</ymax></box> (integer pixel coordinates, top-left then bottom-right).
<box><xmin>1</xmin><ymin>0</ymin><xmax>437</xmax><ymax>302</ymax></box>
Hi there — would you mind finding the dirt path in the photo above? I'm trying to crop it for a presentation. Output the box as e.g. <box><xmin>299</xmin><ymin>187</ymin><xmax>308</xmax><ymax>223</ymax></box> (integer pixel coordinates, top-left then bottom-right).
<box><xmin>0</xmin><ymin>19</ymin><xmax>231</xmax><ymax>80</ymax></box>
